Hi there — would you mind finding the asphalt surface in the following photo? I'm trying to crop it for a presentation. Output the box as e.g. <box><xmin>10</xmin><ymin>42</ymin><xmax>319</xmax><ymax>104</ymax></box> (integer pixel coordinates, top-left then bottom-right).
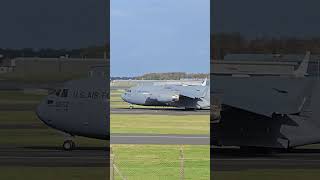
<box><xmin>111</xmin><ymin>133</ymin><xmax>209</xmax><ymax>145</ymax></box>
<box><xmin>0</xmin><ymin>146</ymin><xmax>108</xmax><ymax>167</ymax></box>
<box><xmin>211</xmin><ymin>147</ymin><xmax>320</xmax><ymax>171</ymax></box>
<box><xmin>0</xmin><ymin>133</ymin><xmax>208</xmax><ymax>167</ymax></box>
<box><xmin>111</xmin><ymin>107</ymin><xmax>210</xmax><ymax>115</ymax></box>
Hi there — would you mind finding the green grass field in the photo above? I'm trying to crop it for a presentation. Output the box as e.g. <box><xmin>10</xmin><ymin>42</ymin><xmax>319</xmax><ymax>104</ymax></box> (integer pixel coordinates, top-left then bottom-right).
<box><xmin>0</xmin><ymin>111</ymin><xmax>37</xmax><ymax>124</ymax></box>
<box><xmin>0</xmin><ymin>90</ymin><xmax>46</xmax><ymax>101</ymax></box>
<box><xmin>111</xmin><ymin>114</ymin><xmax>209</xmax><ymax>134</ymax></box>
<box><xmin>111</xmin><ymin>145</ymin><xmax>209</xmax><ymax>180</ymax></box>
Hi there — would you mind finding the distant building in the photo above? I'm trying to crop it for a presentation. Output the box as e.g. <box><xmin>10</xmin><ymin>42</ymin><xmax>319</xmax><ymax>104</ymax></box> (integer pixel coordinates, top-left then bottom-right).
<box><xmin>224</xmin><ymin>53</ymin><xmax>320</xmax><ymax>63</ymax></box>
<box><xmin>2</xmin><ymin>57</ymin><xmax>107</xmax><ymax>74</ymax></box>
<box><xmin>88</xmin><ymin>65</ymin><xmax>108</xmax><ymax>78</ymax></box>
<box><xmin>212</xmin><ymin>60</ymin><xmax>297</xmax><ymax>76</ymax></box>
<box><xmin>212</xmin><ymin>53</ymin><xmax>320</xmax><ymax>76</ymax></box>
<box><xmin>0</xmin><ymin>57</ymin><xmax>109</xmax><ymax>80</ymax></box>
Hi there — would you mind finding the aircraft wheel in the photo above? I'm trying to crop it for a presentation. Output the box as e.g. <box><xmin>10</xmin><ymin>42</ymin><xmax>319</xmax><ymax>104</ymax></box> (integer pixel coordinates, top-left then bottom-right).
<box><xmin>63</xmin><ymin>140</ymin><xmax>75</xmax><ymax>151</ymax></box>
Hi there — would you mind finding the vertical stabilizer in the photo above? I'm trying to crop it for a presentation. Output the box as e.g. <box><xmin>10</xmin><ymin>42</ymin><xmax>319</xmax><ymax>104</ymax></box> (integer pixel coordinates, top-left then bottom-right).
<box><xmin>293</xmin><ymin>51</ymin><xmax>310</xmax><ymax>77</ymax></box>
<box><xmin>201</xmin><ymin>78</ymin><xmax>208</xmax><ymax>86</ymax></box>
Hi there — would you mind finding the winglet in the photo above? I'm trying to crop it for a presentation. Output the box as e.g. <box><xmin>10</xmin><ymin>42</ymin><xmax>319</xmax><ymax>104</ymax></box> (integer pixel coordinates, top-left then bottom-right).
<box><xmin>293</xmin><ymin>51</ymin><xmax>310</xmax><ymax>77</ymax></box>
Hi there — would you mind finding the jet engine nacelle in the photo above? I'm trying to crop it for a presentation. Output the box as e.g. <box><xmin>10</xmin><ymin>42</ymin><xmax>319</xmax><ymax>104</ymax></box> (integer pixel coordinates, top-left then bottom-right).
<box><xmin>152</xmin><ymin>94</ymin><xmax>179</xmax><ymax>103</ymax></box>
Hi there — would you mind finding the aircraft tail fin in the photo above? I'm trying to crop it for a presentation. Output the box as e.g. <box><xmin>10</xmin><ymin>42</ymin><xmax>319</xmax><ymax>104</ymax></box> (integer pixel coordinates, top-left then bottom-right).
<box><xmin>201</xmin><ymin>78</ymin><xmax>208</xmax><ymax>86</ymax></box>
<box><xmin>200</xmin><ymin>78</ymin><xmax>210</xmax><ymax>98</ymax></box>
<box><xmin>293</xmin><ymin>51</ymin><xmax>310</xmax><ymax>77</ymax></box>
<box><xmin>201</xmin><ymin>82</ymin><xmax>210</xmax><ymax>99</ymax></box>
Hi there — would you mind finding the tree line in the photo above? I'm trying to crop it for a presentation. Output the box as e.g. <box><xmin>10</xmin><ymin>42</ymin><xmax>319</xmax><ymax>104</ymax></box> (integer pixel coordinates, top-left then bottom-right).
<box><xmin>0</xmin><ymin>44</ymin><xmax>110</xmax><ymax>59</ymax></box>
<box><xmin>211</xmin><ymin>33</ymin><xmax>320</xmax><ymax>59</ymax></box>
<box><xmin>136</xmin><ymin>72</ymin><xmax>209</xmax><ymax>80</ymax></box>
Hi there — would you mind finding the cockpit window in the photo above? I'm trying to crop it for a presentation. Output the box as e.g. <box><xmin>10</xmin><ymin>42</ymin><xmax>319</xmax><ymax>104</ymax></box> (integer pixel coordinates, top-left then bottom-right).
<box><xmin>61</xmin><ymin>89</ymin><xmax>69</xmax><ymax>97</ymax></box>
<box><xmin>55</xmin><ymin>89</ymin><xmax>62</xmax><ymax>96</ymax></box>
<box><xmin>126</xmin><ymin>89</ymin><xmax>131</xmax><ymax>93</ymax></box>
<box><xmin>48</xmin><ymin>89</ymin><xmax>56</xmax><ymax>95</ymax></box>
<box><xmin>49</xmin><ymin>88</ymin><xmax>68</xmax><ymax>97</ymax></box>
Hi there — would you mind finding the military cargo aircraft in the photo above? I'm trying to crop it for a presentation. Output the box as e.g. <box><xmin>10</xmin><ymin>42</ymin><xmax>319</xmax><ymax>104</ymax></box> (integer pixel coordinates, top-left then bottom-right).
<box><xmin>121</xmin><ymin>79</ymin><xmax>210</xmax><ymax>110</ymax></box>
<box><xmin>36</xmin><ymin>77</ymin><xmax>109</xmax><ymax>150</ymax></box>
<box><xmin>211</xmin><ymin>51</ymin><xmax>319</xmax><ymax>150</ymax></box>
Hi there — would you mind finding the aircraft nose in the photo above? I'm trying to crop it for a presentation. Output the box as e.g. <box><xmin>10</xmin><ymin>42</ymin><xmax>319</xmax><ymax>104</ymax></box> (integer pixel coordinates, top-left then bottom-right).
<box><xmin>36</xmin><ymin>99</ymin><xmax>51</xmax><ymax>125</ymax></box>
<box><xmin>121</xmin><ymin>93</ymin><xmax>128</xmax><ymax>102</ymax></box>
<box><xmin>36</xmin><ymin>100</ymin><xmax>45</xmax><ymax>120</ymax></box>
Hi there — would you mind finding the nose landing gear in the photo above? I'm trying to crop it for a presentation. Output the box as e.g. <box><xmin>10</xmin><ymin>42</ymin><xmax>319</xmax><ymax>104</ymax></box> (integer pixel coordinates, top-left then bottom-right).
<box><xmin>62</xmin><ymin>134</ymin><xmax>76</xmax><ymax>151</ymax></box>
<box><xmin>63</xmin><ymin>140</ymin><xmax>75</xmax><ymax>151</ymax></box>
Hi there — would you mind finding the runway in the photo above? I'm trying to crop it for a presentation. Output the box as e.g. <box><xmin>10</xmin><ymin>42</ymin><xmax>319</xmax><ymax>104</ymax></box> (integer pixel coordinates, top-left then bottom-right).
<box><xmin>0</xmin><ymin>146</ymin><xmax>108</xmax><ymax>167</ymax></box>
<box><xmin>2</xmin><ymin>139</ymin><xmax>320</xmax><ymax>170</ymax></box>
<box><xmin>211</xmin><ymin>147</ymin><xmax>320</xmax><ymax>171</ymax></box>
<box><xmin>111</xmin><ymin>133</ymin><xmax>209</xmax><ymax>145</ymax></box>
<box><xmin>111</xmin><ymin>108</ymin><xmax>210</xmax><ymax>115</ymax></box>
<box><xmin>0</xmin><ymin>133</ymin><xmax>208</xmax><ymax>167</ymax></box>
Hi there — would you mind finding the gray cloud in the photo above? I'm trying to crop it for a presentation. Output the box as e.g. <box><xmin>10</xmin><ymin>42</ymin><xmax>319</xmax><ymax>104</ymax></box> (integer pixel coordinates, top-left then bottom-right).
<box><xmin>0</xmin><ymin>0</ymin><xmax>109</xmax><ymax>48</ymax></box>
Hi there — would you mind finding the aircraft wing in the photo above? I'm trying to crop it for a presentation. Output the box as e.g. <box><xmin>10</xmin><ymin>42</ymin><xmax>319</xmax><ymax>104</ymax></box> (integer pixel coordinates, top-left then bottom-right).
<box><xmin>213</xmin><ymin>76</ymin><xmax>315</xmax><ymax>117</ymax></box>
<box><xmin>174</xmin><ymin>86</ymin><xmax>207</xmax><ymax>99</ymax></box>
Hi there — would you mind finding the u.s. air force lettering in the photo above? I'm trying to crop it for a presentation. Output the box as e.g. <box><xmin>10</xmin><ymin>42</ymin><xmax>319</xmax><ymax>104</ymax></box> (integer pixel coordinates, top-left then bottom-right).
<box><xmin>72</xmin><ymin>89</ymin><xmax>108</xmax><ymax>99</ymax></box>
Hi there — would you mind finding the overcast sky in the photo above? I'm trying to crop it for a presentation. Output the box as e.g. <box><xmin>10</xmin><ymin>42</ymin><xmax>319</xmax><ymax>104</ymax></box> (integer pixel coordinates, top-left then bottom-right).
<box><xmin>111</xmin><ymin>0</ymin><xmax>210</xmax><ymax>77</ymax></box>
<box><xmin>4</xmin><ymin>1</ymin><xmax>318</xmax><ymax>76</ymax></box>
<box><xmin>0</xmin><ymin>0</ymin><xmax>108</xmax><ymax>49</ymax></box>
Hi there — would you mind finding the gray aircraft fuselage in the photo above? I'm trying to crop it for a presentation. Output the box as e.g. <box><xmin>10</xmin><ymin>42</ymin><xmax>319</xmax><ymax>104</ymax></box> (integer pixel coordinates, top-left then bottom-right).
<box><xmin>212</xmin><ymin>76</ymin><xmax>320</xmax><ymax>149</ymax></box>
<box><xmin>121</xmin><ymin>83</ymin><xmax>210</xmax><ymax>110</ymax></box>
<box><xmin>36</xmin><ymin>78</ymin><xmax>109</xmax><ymax>140</ymax></box>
